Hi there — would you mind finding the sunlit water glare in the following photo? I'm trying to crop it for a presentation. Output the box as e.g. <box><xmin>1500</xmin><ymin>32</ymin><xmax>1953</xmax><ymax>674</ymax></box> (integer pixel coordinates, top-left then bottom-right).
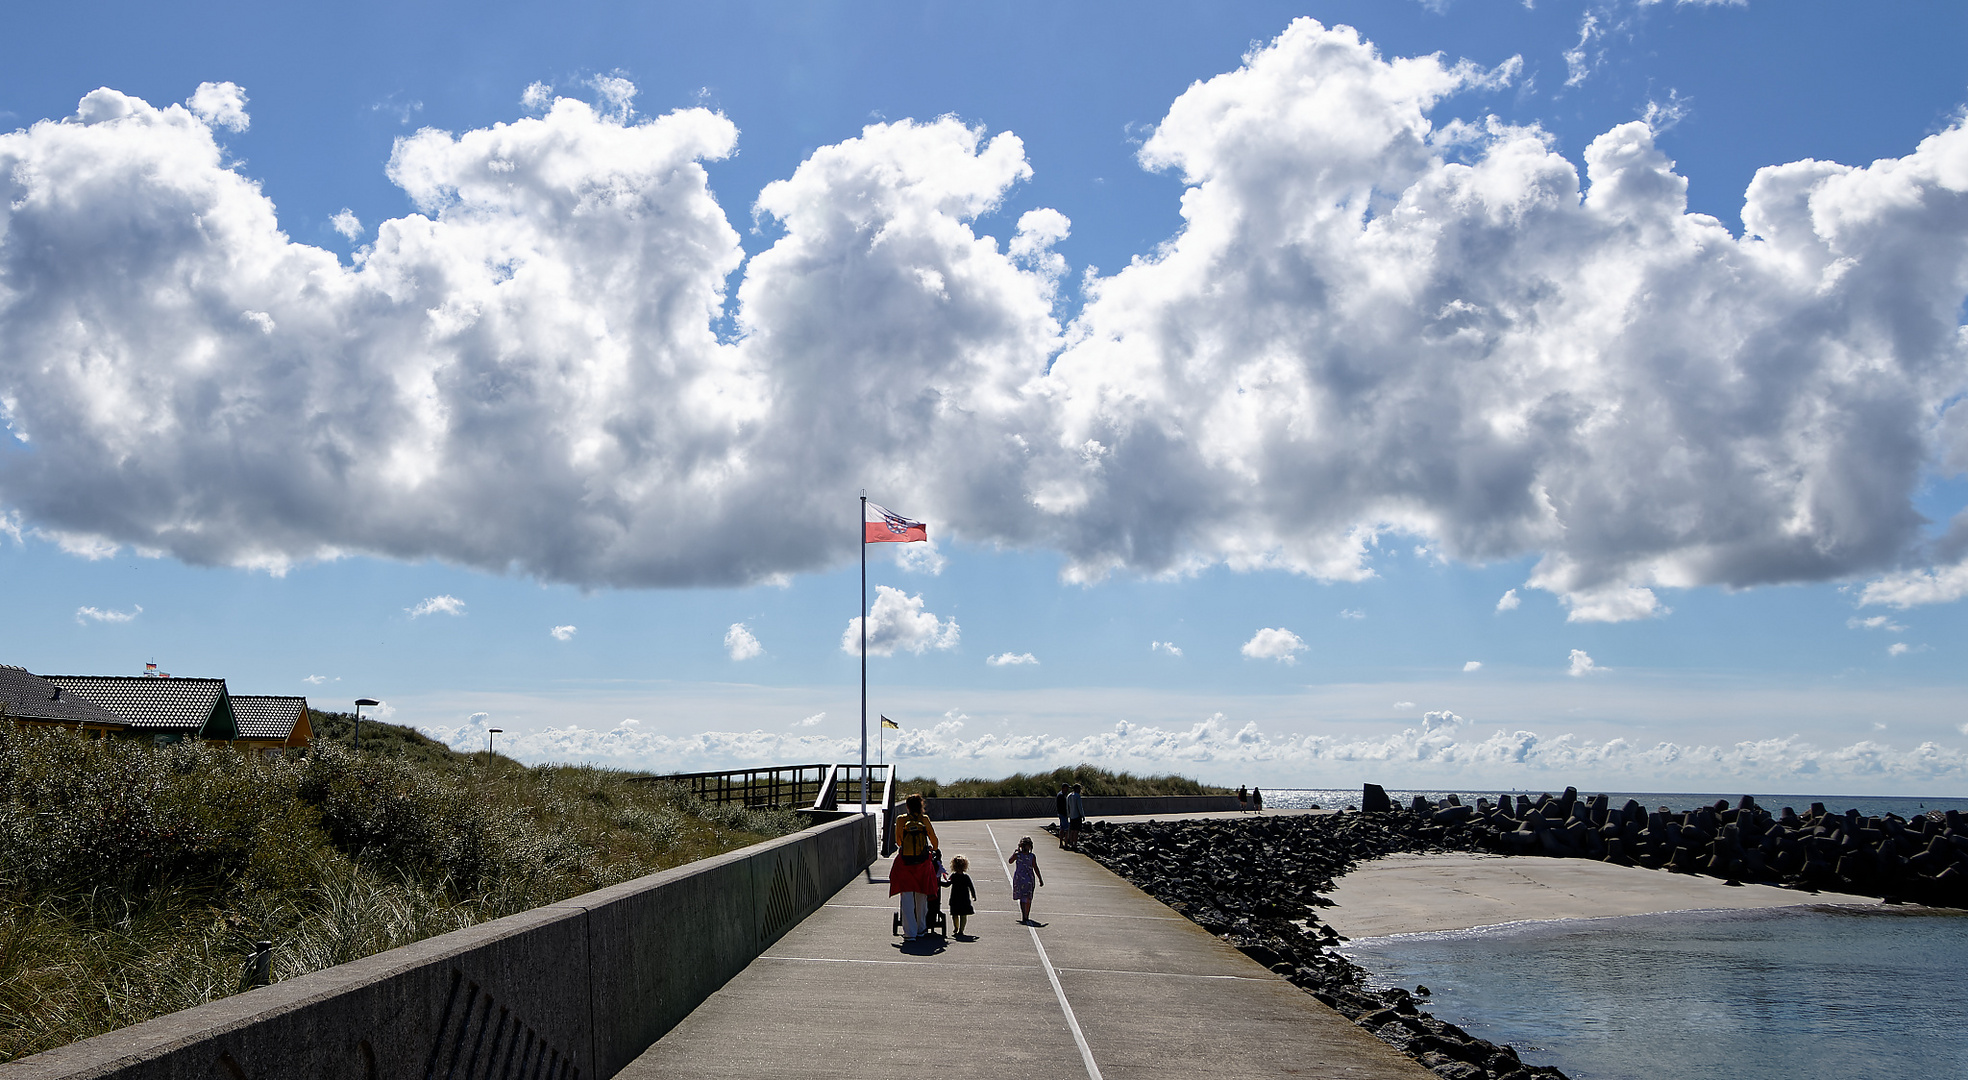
<box><xmin>1340</xmin><ymin>906</ymin><xmax>1968</xmax><ymax>1080</ymax></box>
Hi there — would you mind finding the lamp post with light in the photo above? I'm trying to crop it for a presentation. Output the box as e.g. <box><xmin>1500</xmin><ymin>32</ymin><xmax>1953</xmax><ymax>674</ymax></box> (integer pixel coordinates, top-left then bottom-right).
<box><xmin>354</xmin><ymin>698</ymin><xmax>380</xmax><ymax>753</ymax></box>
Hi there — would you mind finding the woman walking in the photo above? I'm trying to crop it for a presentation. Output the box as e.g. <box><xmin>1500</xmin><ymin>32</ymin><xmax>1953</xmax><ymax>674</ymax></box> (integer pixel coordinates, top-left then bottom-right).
<box><xmin>890</xmin><ymin>793</ymin><xmax>941</xmax><ymax>940</ymax></box>
<box><xmin>1008</xmin><ymin>836</ymin><xmax>1045</xmax><ymax>924</ymax></box>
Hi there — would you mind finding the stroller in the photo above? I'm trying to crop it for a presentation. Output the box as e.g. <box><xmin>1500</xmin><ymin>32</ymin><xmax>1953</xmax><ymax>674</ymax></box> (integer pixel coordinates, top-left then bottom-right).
<box><xmin>892</xmin><ymin>850</ymin><xmax>949</xmax><ymax>938</ymax></box>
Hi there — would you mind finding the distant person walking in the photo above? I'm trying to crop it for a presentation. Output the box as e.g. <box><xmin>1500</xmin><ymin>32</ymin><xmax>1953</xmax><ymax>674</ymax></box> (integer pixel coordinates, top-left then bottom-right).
<box><xmin>1065</xmin><ymin>783</ymin><xmax>1086</xmax><ymax>849</ymax></box>
<box><xmin>1238</xmin><ymin>785</ymin><xmax>1250</xmax><ymax>812</ymax></box>
<box><xmin>889</xmin><ymin>793</ymin><xmax>941</xmax><ymax>941</ymax></box>
<box><xmin>946</xmin><ymin>855</ymin><xmax>978</xmax><ymax>938</ymax></box>
<box><xmin>1251</xmin><ymin>786</ymin><xmax>1264</xmax><ymax>812</ymax></box>
<box><xmin>1008</xmin><ymin>836</ymin><xmax>1045</xmax><ymax>924</ymax></box>
<box><xmin>1055</xmin><ymin>784</ymin><xmax>1071</xmax><ymax>847</ymax></box>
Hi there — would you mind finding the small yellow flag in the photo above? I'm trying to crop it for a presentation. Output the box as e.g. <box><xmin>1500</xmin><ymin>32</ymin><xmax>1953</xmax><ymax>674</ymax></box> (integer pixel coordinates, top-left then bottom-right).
<box><xmin>880</xmin><ymin>716</ymin><xmax>900</xmax><ymax>730</ymax></box>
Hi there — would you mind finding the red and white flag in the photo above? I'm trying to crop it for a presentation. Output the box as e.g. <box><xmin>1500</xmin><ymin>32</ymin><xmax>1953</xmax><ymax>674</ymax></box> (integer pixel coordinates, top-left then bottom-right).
<box><xmin>864</xmin><ymin>501</ymin><xmax>928</xmax><ymax>544</ymax></box>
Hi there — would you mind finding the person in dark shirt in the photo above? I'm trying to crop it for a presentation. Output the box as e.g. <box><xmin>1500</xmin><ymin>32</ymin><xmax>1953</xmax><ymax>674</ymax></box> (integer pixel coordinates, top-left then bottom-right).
<box><xmin>1055</xmin><ymin>784</ymin><xmax>1070</xmax><ymax>847</ymax></box>
<box><xmin>945</xmin><ymin>855</ymin><xmax>978</xmax><ymax>938</ymax></box>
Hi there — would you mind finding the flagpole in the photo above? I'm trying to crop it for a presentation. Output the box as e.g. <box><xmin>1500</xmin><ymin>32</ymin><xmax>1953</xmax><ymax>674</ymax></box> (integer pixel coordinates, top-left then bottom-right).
<box><xmin>859</xmin><ymin>491</ymin><xmax>869</xmax><ymax>817</ymax></box>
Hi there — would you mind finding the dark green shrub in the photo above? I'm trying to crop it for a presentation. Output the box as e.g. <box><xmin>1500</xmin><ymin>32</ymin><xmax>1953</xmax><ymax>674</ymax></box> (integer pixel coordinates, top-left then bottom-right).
<box><xmin>901</xmin><ymin>763</ymin><xmax>1229</xmax><ymax>799</ymax></box>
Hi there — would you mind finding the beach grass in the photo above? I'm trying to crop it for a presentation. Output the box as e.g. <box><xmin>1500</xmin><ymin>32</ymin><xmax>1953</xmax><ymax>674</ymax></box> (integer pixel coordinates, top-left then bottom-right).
<box><xmin>900</xmin><ymin>763</ymin><xmax>1231</xmax><ymax>798</ymax></box>
<box><xmin>0</xmin><ymin>719</ymin><xmax>803</xmax><ymax>1062</ymax></box>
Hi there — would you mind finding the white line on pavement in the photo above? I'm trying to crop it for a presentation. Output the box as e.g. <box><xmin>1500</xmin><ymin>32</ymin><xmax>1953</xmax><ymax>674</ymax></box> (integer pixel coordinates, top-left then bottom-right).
<box><xmin>989</xmin><ymin>823</ymin><xmax>1103</xmax><ymax>1080</ymax></box>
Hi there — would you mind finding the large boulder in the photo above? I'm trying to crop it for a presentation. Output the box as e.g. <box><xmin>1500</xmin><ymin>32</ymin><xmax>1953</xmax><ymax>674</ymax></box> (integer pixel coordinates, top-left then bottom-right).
<box><xmin>1362</xmin><ymin>783</ymin><xmax>1393</xmax><ymax>814</ymax></box>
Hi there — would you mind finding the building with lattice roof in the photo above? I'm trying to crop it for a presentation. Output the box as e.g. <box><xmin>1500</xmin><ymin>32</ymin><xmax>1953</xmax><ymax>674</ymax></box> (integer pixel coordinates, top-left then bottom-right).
<box><xmin>230</xmin><ymin>694</ymin><xmax>313</xmax><ymax>750</ymax></box>
<box><xmin>39</xmin><ymin>675</ymin><xmax>239</xmax><ymax>743</ymax></box>
<box><xmin>0</xmin><ymin>665</ymin><xmax>127</xmax><ymax>735</ymax></box>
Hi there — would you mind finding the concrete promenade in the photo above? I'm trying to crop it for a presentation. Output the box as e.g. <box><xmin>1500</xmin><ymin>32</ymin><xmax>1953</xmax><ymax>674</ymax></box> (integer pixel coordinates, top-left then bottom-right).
<box><xmin>623</xmin><ymin>815</ymin><xmax>1431</xmax><ymax>1080</ymax></box>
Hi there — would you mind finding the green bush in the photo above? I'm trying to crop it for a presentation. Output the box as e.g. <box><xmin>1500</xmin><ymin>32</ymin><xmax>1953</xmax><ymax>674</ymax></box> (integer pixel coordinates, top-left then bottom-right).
<box><xmin>0</xmin><ymin>730</ymin><xmax>330</xmax><ymax>898</ymax></box>
<box><xmin>0</xmin><ymin>720</ymin><xmax>807</xmax><ymax>1062</ymax></box>
<box><xmin>900</xmin><ymin>763</ymin><xmax>1229</xmax><ymax>799</ymax></box>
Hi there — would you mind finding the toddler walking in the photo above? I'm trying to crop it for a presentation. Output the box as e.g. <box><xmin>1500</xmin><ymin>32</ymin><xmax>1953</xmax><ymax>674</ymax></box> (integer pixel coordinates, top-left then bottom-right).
<box><xmin>946</xmin><ymin>855</ymin><xmax>978</xmax><ymax>938</ymax></box>
<box><xmin>1007</xmin><ymin>836</ymin><xmax>1044</xmax><ymax>924</ymax></box>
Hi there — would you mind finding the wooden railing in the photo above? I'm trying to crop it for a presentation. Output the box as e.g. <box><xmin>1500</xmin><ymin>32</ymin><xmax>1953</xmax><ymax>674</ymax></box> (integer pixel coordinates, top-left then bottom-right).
<box><xmin>630</xmin><ymin>763</ymin><xmax>831</xmax><ymax>808</ymax></box>
<box><xmin>629</xmin><ymin>762</ymin><xmax>896</xmax><ymax>818</ymax></box>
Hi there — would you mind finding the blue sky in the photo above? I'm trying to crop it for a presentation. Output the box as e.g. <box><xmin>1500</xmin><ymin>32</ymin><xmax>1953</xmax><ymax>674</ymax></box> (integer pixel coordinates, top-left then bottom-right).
<box><xmin>2</xmin><ymin>1</ymin><xmax>1967</xmax><ymax>792</ymax></box>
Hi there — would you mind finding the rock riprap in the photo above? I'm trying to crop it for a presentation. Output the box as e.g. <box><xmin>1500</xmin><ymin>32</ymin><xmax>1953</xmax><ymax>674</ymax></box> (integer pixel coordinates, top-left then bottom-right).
<box><xmin>1067</xmin><ymin>811</ymin><xmax>1564</xmax><ymax>1080</ymax></box>
<box><xmin>1066</xmin><ymin>789</ymin><xmax>1968</xmax><ymax>1080</ymax></box>
<box><xmin>1456</xmin><ymin>786</ymin><xmax>1968</xmax><ymax>906</ymax></box>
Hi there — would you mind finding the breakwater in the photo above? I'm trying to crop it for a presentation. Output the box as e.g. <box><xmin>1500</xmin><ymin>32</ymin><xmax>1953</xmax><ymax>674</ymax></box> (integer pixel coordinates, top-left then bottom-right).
<box><xmin>1070</xmin><ymin>788</ymin><xmax>1968</xmax><ymax>1080</ymax></box>
<box><xmin>1404</xmin><ymin>784</ymin><xmax>1968</xmax><ymax>907</ymax></box>
<box><xmin>1069</xmin><ymin>811</ymin><xmax>1558</xmax><ymax>1080</ymax></box>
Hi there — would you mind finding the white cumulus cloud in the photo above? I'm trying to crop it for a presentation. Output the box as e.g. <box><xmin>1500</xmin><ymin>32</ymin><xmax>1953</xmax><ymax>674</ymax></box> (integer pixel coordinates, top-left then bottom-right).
<box><xmin>0</xmin><ymin>21</ymin><xmax>1962</xmax><ymax>617</ymax></box>
<box><xmin>1888</xmin><ymin>642</ymin><xmax>1910</xmax><ymax>656</ymax></box>
<box><xmin>74</xmin><ymin>604</ymin><xmax>141</xmax><ymax>624</ymax></box>
<box><xmin>725</xmin><ymin>622</ymin><xmax>763</xmax><ymax>660</ymax></box>
<box><xmin>1848</xmin><ymin>615</ymin><xmax>1906</xmax><ymax>632</ymax></box>
<box><xmin>797</xmin><ymin>712</ymin><xmax>826</xmax><ymax>728</ymax></box>
<box><xmin>1463</xmin><ymin>660</ymin><xmax>1483</xmax><ymax>672</ymax></box>
<box><xmin>1242</xmin><ymin>627</ymin><xmax>1307</xmax><ymax>664</ymax></box>
<box><xmin>1496</xmin><ymin>589</ymin><xmax>1521</xmax><ymax>613</ymax></box>
<box><xmin>987</xmin><ymin>652</ymin><xmax>1039</xmax><ymax>666</ymax></box>
<box><xmin>186</xmin><ymin>81</ymin><xmax>248</xmax><ymax>132</ymax></box>
<box><xmin>894</xmin><ymin>540</ymin><xmax>948</xmax><ymax>575</ymax></box>
<box><xmin>407</xmin><ymin>595</ymin><xmax>465</xmax><ymax>618</ymax></box>
<box><xmin>329</xmin><ymin>209</ymin><xmax>363</xmax><ymax>240</ymax></box>
<box><xmin>550</xmin><ymin>625</ymin><xmax>577</xmax><ymax>641</ymax></box>
<box><xmin>415</xmin><ymin>709</ymin><xmax>1968</xmax><ymax>790</ymax></box>
<box><xmin>1567</xmin><ymin>649</ymin><xmax>1600</xmax><ymax>677</ymax></box>
<box><xmin>1860</xmin><ymin>562</ymin><xmax>1968</xmax><ymax>610</ymax></box>
<box><xmin>842</xmin><ymin>586</ymin><xmax>959</xmax><ymax>656</ymax></box>
<box><xmin>1151</xmin><ymin>640</ymin><xmax>1183</xmax><ymax>658</ymax></box>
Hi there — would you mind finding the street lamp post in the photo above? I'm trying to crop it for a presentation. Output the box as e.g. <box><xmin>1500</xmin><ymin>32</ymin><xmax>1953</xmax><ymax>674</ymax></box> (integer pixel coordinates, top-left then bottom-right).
<box><xmin>487</xmin><ymin>728</ymin><xmax>503</xmax><ymax>755</ymax></box>
<box><xmin>354</xmin><ymin>698</ymin><xmax>380</xmax><ymax>753</ymax></box>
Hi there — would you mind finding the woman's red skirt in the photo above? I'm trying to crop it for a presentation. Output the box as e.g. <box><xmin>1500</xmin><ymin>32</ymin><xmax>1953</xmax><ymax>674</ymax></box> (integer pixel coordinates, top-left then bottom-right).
<box><xmin>888</xmin><ymin>856</ymin><xmax>939</xmax><ymax>896</ymax></box>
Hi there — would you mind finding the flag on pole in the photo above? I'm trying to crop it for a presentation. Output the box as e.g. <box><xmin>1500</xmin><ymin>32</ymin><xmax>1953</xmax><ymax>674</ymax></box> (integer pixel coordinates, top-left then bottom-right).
<box><xmin>864</xmin><ymin>502</ymin><xmax>928</xmax><ymax>543</ymax></box>
<box><xmin>881</xmin><ymin>716</ymin><xmax>900</xmax><ymax>730</ymax></box>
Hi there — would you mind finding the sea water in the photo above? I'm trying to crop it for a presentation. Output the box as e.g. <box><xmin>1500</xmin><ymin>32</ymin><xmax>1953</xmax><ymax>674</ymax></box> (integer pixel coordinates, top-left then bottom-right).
<box><xmin>1260</xmin><ymin>789</ymin><xmax>1968</xmax><ymax>821</ymax></box>
<box><xmin>1339</xmin><ymin>906</ymin><xmax>1968</xmax><ymax>1080</ymax></box>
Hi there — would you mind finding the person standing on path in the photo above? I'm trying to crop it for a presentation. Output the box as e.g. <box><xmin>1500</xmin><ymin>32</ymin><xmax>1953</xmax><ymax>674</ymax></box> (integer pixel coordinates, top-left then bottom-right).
<box><xmin>1251</xmin><ymin>786</ymin><xmax>1264</xmax><ymax>812</ymax></box>
<box><xmin>1008</xmin><ymin>837</ymin><xmax>1044</xmax><ymax>924</ymax></box>
<box><xmin>1055</xmin><ymin>784</ymin><xmax>1070</xmax><ymax>847</ymax></box>
<box><xmin>946</xmin><ymin>855</ymin><xmax>978</xmax><ymax>938</ymax></box>
<box><xmin>1065</xmin><ymin>783</ymin><xmax>1086</xmax><ymax>849</ymax></box>
<box><xmin>889</xmin><ymin>793</ymin><xmax>941</xmax><ymax>940</ymax></box>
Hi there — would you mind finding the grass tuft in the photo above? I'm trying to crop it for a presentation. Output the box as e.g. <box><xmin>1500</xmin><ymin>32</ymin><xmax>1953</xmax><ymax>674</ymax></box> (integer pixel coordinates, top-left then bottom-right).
<box><xmin>899</xmin><ymin>763</ymin><xmax>1230</xmax><ymax>799</ymax></box>
<box><xmin>0</xmin><ymin>719</ymin><xmax>803</xmax><ymax>1062</ymax></box>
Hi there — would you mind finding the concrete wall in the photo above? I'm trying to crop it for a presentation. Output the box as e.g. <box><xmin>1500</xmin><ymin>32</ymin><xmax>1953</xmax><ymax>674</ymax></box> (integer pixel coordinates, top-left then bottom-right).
<box><xmin>923</xmin><ymin>794</ymin><xmax>1244</xmax><ymax>820</ymax></box>
<box><xmin>5</xmin><ymin>813</ymin><xmax>877</xmax><ymax>1080</ymax></box>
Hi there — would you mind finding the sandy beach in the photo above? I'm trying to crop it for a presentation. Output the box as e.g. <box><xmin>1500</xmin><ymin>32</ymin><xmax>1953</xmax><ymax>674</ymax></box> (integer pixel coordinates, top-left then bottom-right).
<box><xmin>1320</xmin><ymin>852</ymin><xmax>1882</xmax><ymax>939</ymax></box>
